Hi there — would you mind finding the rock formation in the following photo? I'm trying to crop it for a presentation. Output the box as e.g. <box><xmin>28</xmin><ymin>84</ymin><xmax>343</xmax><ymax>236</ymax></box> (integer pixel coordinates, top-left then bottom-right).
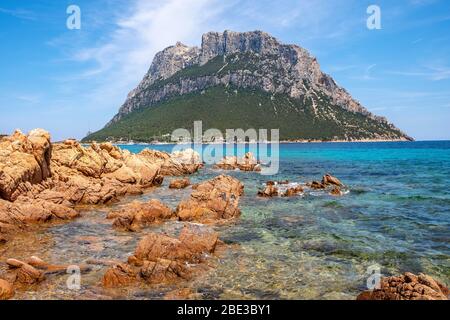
<box><xmin>176</xmin><ymin>175</ymin><xmax>244</xmax><ymax>223</ymax></box>
<box><xmin>0</xmin><ymin>129</ymin><xmax>201</xmax><ymax>242</ymax></box>
<box><xmin>214</xmin><ymin>152</ymin><xmax>261</xmax><ymax>172</ymax></box>
<box><xmin>357</xmin><ymin>272</ymin><xmax>449</xmax><ymax>300</ymax></box>
<box><xmin>107</xmin><ymin>199</ymin><xmax>174</xmax><ymax>231</ymax></box>
<box><xmin>169</xmin><ymin>177</ymin><xmax>191</xmax><ymax>189</ymax></box>
<box><xmin>102</xmin><ymin>225</ymin><xmax>219</xmax><ymax>287</ymax></box>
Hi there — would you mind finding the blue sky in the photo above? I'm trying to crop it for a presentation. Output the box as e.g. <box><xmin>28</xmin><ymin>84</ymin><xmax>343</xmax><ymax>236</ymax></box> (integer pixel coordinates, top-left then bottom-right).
<box><xmin>0</xmin><ymin>0</ymin><xmax>449</xmax><ymax>141</ymax></box>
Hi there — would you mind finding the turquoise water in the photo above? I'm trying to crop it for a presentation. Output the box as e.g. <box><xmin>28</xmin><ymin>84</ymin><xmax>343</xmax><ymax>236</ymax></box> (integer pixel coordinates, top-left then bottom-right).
<box><xmin>119</xmin><ymin>141</ymin><xmax>450</xmax><ymax>299</ymax></box>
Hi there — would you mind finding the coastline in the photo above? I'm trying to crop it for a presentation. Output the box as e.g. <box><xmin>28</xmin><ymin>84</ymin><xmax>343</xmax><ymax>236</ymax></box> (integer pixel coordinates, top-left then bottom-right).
<box><xmin>89</xmin><ymin>137</ymin><xmax>416</xmax><ymax>146</ymax></box>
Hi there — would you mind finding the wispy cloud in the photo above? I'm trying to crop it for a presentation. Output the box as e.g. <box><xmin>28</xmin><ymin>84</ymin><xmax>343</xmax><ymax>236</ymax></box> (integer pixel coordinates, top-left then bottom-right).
<box><xmin>0</xmin><ymin>7</ymin><xmax>37</xmax><ymax>20</ymax></box>
<box><xmin>388</xmin><ymin>65</ymin><xmax>450</xmax><ymax>81</ymax></box>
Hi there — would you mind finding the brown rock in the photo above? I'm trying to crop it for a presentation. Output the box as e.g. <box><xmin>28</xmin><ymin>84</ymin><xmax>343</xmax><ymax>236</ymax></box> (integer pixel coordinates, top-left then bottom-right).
<box><xmin>103</xmin><ymin>225</ymin><xmax>219</xmax><ymax>287</ymax></box>
<box><xmin>357</xmin><ymin>273</ymin><xmax>449</xmax><ymax>300</ymax></box>
<box><xmin>322</xmin><ymin>174</ymin><xmax>344</xmax><ymax>187</ymax></box>
<box><xmin>14</xmin><ymin>263</ymin><xmax>45</xmax><ymax>285</ymax></box>
<box><xmin>330</xmin><ymin>187</ymin><xmax>343</xmax><ymax>196</ymax></box>
<box><xmin>0</xmin><ymin>129</ymin><xmax>52</xmax><ymax>201</ymax></box>
<box><xmin>176</xmin><ymin>175</ymin><xmax>244</xmax><ymax>223</ymax></box>
<box><xmin>308</xmin><ymin>181</ymin><xmax>326</xmax><ymax>189</ymax></box>
<box><xmin>139</xmin><ymin>148</ymin><xmax>202</xmax><ymax>176</ymax></box>
<box><xmin>258</xmin><ymin>184</ymin><xmax>279</xmax><ymax>197</ymax></box>
<box><xmin>169</xmin><ymin>177</ymin><xmax>191</xmax><ymax>189</ymax></box>
<box><xmin>107</xmin><ymin>199</ymin><xmax>174</xmax><ymax>231</ymax></box>
<box><xmin>215</xmin><ymin>152</ymin><xmax>260</xmax><ymax>172</ymax></box>
<box><xmin>102</xmin><ymin>263</ymin><xmax>136</xmax><ymax>288</ymax></box>
<box><xmin>0</xmin><ymin>129</ymin><xmax>202</xmax><ymax>242</ymax></box>
<box><xmin>0</xmin><ymin>279</ymin><xmax>14</xmax><ymax>300</ymax></box>
<box><xmin>283</xmin><ymin>185</ymin><xmax>304</xmax><ymax>197</ymax></box>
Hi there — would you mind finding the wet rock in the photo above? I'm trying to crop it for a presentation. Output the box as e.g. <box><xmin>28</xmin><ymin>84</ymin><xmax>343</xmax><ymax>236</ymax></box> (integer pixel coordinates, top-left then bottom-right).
<box><xmin>176</xmin><ymin>175</ymin><xmax>244</xmax><ymax>223</ymax></box>
<box><xmin>14</xmin><ymin>263</ymin><xmax>45</xmax><ymax>285</ymax></box>
<box><xmin>26</xmin><ymin>256</ymin><xmax>91</xmax><ymax>275</ymax></box>
<box><xmin>330</xmin><ymin>187</ymin><xmax>343</xmax><ymax>196</ymax></box>
<box><xmin>322</xmin><ymin>174</ymin><xmax>344</xmax><ymax>187</ymax></box>
<box><xmin>169</xmin><ymin>177</ymin><xmax>191</xmax><ymax>189</ymax></box>
<box><xmin>357</xmin><ymin>272</ymin><xmax>449</xmax><ymax>300</ymax></box>
<box><xmin>257</xmin><ymin>184</ymin><xmax>279</xmax><ymax>197</ymax></box>
<box><xmin>214</xmin><ymin>152</ymin><xmax>261</xmax><ymax>172</ymax></box>
<box><xmin>102</xmin><ymin>225</ymin><xmax>219</xmax><ymax>287</ymax></box>
<box><xmin>308</xmin><ymin>181</ymin><xmax>326</xmax><ymax>190</ymax></box>
<box><xmin>107</xmin><ymin>199</ymin><xmax>174</xmax><ymax>231</ymax></box>
<box><xmin>0</xmin><ymin>279</ymin><xmax>14</xmax><ymax>300</ymax></box>
<box><xmin>283</xmin><ymin>185</ymin><xmax>304</xmax><ymax>197</ymax></box>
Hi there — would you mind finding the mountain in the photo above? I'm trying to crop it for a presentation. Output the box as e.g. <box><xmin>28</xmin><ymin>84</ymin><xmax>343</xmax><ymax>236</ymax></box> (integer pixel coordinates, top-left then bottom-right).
<box><xmin>83</xmin><ymin>30</ymin><xmax>412</xmax><ymax>142</ymax></box>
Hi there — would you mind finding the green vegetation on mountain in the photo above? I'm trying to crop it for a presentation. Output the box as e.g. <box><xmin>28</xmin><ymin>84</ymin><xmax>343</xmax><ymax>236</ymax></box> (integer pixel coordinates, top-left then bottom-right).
<box><xmin>83</xmin><ymin>85</ymin><xmax>406</xmax><ymax>142</ymax></box>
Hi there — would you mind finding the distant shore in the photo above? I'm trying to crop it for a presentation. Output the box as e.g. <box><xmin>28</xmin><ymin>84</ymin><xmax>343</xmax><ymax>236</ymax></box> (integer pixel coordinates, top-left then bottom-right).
<box><xmin>98</xmin><ymin>138</ymin><xmax>414</xmax><ymax>146</ymax></box>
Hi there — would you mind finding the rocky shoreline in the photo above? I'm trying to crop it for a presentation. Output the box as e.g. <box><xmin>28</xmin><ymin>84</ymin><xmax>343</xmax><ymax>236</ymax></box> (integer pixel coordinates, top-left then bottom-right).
<box><xmin>0</xmin><ymin>129</ymin><xmax>447</xmax><ymax>300</ymax></box>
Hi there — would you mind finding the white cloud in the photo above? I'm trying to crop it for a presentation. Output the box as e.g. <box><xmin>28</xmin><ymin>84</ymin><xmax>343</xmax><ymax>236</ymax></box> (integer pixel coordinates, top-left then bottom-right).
<box><xmin>70</xmin><ymin>0</ymin><xmax>233</xmax><ymax>111</ymax></box>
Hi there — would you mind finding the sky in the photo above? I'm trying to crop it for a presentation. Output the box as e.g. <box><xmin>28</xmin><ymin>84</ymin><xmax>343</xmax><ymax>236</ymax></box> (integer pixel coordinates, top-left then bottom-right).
<box><xmin>0</xmin><ymin>0</ymin><xmax>449</xmax><ymax>141</ymax></box>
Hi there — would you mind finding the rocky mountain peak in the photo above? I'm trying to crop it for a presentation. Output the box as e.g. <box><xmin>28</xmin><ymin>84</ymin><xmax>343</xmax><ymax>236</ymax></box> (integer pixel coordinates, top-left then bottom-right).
<box><xmin>95</xmin><ymin>30</ymin><xmax>411</xmax><ymax>142</ymax></box>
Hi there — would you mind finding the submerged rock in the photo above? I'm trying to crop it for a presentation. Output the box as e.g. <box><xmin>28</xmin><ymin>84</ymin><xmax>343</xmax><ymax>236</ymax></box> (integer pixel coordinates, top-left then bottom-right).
<box><xmin>102</xmin><ymin>225</ymin><xmax>219</xmax><ymax>287</ymax></box>
<box><xmin>169</xmin><ymin>177</ymin><xmax>191</xmax><ymax>189</ymax></box>
<box><xmin>214</xmin><ymin>152</ymin><xmax>261</xmax><ymax>172</ymax></box>
<box><xmin>357</xmin><ymin>272</ymin><xmax>449</xmax><ymax>300</ymax></box>
<box><xmin>176</xmin><ymin>175</ymin><xmax>244</xmax><ymax>223</ymax></box>
<box><xmin>107</xmin><ymin>199</ymin><xmax>174</xmax><ymax>231</ymax></box>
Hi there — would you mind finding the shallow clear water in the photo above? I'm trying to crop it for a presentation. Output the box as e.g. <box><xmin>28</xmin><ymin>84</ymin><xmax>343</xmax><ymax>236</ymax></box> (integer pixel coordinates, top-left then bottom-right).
<box><xmin>2</xmin><ymin>141</ymin><xmax>449</xmax><ymax>300</ymax></box>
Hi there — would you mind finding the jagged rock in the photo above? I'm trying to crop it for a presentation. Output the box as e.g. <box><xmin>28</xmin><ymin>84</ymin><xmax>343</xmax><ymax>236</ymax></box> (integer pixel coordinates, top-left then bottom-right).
<box><xmin>283</xmin><ymin>185</ymin><xmax>304</xmax><ymax>197</ymax></box>
<box><xmin>322</xmin><ymin>174</ymin><xmax>343</xmax><ymax>187</ymax></box>
<box><xmin>257</xmin><ymin>184</ymin><xmax>279</xmax><ymax>197</ymax></box>
<box><xmin>308</xmin><ymin>181</ymin><xmax>326</xmax><ymax>190</ymax></box>
<box><xmin>0</xmin><ymin>129</ymin><xmax>51</xmax><ymax>201</ymax></box>
<box><xmin>138</xmin><ymin>148</ymin><xmax>202</xmax><ymax>176</ymax></box>
<box><xmin>102</xmin><ymin>263</ymin><xmax>136</xmax><ymax>288</ymax></box>
<box><xmin>102</xmin><ymin>225</ymin><xmax>219</xmax><ymax>287</ymax></box>
<box><xmin>176</xmin><ymin>175</ymin><xmax>244</xmax><ymax>223</ymax></box>
<box><xmin>0</xmin><ymin>279</ymin><xmax>14</xmax><ymax>300</ymax></box>
<box><xmin>357</xmin><ymin>272</ymin><xmax>449</xmax><ymax>300</ymax></box>
<box><xmin>0</xmin><ymin>129</ymin><xmax>199</xmax><ymax>241</ymax></box>
<box><xmin>107</xmin><ymin>199</ymin><xmax>174</xmax><ymax>231</ymax></box>
<box><xmin>169</xmin><ymin>177</ymin><xmax>191</xmax><ymax>189</ymax></box>
<box><xmin>214</xmin><ymin>152</ymin><xmax>260</xmax><ymax>172</ymax></box>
